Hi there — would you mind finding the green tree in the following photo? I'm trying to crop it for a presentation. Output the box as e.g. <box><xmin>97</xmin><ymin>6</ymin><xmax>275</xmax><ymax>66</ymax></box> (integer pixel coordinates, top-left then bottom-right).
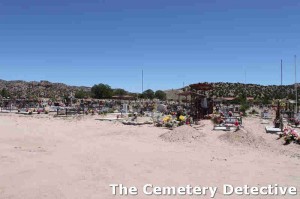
<box><xmin>240</xmin><ymin>102</ymin><xmax>250</xmax><ymax>114</ymax></box>
<box><xmin>288</xmin><ymin>93</ymin><xmax>295</xmax><ymax>100</ymax></box>
<box><xmin>155</xmin><ymin>90</ymin><xmax>167</xmax><ymax>100</ymax></box>
<box><xmin>1</xmin><ymin>89</ymin><xmax>10</xmax><ymax>98</ymax></box>
<box><xmin>142</xmin><ymin>89</ymin><xmax>155</xmax><ymax>99</ymax></box>
<box><xmin>138</xmin><ymin>93</ymin><xmax>145</xmax><ymax>99</ymax></box>
<box><xmin>130</xmin><ymin>93</ymin><xmax>139</xmax><ymax>100</ymax></box>
<box><xmin>63</xmin><ymin>95</ymin><xmax>71</xmax><ymax>106</ymax></box>
<box><xmin>262</xmin><ymin>95</ymin><xmax>271</xmax><ymax>105</ymax></box>
<box><xmin>75</xmin><ymin>89</ymin><xmax>87</xmax><ymax>99</ymax></box>
<box><xmin>91</xmin><ymin>84</ymin><xmax>113</xmax><ymax>99</ymax></box>
<box><xmin>113</xmin><ymin>88</ymin><xmax>127</xmax><ymax>96</ymax></box>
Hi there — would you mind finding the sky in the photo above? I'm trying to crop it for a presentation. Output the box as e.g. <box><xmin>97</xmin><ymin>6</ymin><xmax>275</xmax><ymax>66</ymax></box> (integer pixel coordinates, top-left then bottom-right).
<box><xmin>1</xmin><ymin>0</ymin><xmax>300</xmax><ymax>92</ymax></box>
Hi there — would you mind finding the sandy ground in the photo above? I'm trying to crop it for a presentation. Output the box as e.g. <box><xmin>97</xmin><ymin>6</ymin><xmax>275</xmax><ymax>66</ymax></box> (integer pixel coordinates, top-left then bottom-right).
<box><xmin>0</xmin><ymin>113</ymin><xmax>299</xmax><ymax>199</ymax></box>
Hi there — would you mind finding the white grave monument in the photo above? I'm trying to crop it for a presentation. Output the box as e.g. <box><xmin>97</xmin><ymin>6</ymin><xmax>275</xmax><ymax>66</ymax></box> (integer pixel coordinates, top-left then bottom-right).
<box><xmin>123</xmin><ymin>104</ymin><xmax>128</xmax><ymax>114</ymax></box>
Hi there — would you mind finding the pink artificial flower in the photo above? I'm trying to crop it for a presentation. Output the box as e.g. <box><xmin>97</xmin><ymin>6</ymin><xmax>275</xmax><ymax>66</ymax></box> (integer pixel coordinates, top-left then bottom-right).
<box><xmin>234</xmin><ymin>120</ymin><xmax>239</xmax><ymax>127</ymax></box>
<box><xmin>291</xmin><ymin>130</ymin><xmax>299</xmax><ymax>137</ymax></box>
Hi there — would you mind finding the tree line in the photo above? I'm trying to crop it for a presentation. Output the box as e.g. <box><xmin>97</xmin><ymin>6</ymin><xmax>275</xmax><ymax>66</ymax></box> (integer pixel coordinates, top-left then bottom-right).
<box><xmin>75</xmin><ymin>83</ymin><xmax>166</xmax><ymax>100</ymax></box>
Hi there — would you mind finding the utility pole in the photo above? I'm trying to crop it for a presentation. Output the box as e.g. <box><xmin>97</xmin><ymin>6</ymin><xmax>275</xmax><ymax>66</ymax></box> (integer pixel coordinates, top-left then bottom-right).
<box><xmin>244</xmin><ymin>68</ymin><xmax>247</xmax><ymax>101</ymax></box>
<box><xmin>295</xmin><ymin>55</ymin><xmax>298</xmax><ymax>114</ymax></box>
<box><xmin>281</xmin><ymin>59</ymin><xmax>283</xmax><ymax>85</ymax></box>
<box><xmin>245</xmin><ymin>70</ymin><xmax>247</xmax><ymax>84</ymax></box>
<box><xmin>142</xmin><ymin>69</ymin><xmax>144</xmax><ymax>93</ymax></box>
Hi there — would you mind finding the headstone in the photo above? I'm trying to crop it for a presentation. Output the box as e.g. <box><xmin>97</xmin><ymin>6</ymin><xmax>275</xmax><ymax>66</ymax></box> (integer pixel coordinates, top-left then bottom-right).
<box><xmin>123</xmin><ymin>104</ymin><xmax>128</xmax><ymax>114</ymax></box>
<box><xmin>157</xmin><ymin>104</ymin><xmax>167</xmax><ymax>113</ymax></box>
<box><xmin>201</xmin><ymin>98</ymin><xmax>208</xmax><ymax>108</ymax></box>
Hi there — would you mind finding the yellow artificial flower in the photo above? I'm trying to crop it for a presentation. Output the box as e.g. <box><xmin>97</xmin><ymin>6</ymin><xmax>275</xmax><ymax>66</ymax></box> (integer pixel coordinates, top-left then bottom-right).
<box><xmin>163</xmin><ymin>115</ymin><xmax>172</xmax><ymax>123</ymax></box>
<box><xmin>179</xmin><ymin>115</ymin><xmax>186</xmax><ymax>121</ymax></box>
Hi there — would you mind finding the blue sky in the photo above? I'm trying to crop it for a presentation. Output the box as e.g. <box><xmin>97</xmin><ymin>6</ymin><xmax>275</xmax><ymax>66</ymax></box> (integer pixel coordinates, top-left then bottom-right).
<box><xmin>1</xmin><ymin>0</ymin><xmax>300</xmax><ymax>92</ymax></box>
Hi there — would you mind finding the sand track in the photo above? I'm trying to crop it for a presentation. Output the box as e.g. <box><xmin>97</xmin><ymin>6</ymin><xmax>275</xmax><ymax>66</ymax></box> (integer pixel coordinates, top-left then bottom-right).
<box><xmin>0</xmin><ymin>114</ymin><xmax>299</xmax><ymax>199</ymax></box>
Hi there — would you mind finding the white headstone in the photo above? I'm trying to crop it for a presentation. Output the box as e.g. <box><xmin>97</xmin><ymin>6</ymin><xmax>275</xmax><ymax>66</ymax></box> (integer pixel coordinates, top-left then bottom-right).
<box><xmin>123</xmin><ymin>104</ymin><xmax>128</xmax><ymax>113</ymax></box>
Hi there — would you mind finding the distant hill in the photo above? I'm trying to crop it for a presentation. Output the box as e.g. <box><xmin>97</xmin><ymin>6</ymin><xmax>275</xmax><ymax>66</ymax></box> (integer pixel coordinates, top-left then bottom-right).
<box><xmin>0</xmin><ymin>79</ymin><xmax>298</xmax><ymax>101</ymax></box>
<box><xmin>0</xmin><ymin>79</ymin><xmax>90</xmax><ymax>99</ymax></box>
<box><xmin>165</xmin><ymin>82</ymin><xmax>298</xmax><ymax>101</ymax></box>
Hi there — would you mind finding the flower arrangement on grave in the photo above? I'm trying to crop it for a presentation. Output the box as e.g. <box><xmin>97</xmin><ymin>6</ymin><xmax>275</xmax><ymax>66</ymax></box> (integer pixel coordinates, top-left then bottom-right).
<box><xmin>178</xmin><ymin>115</ymin><xmax>186</xmax><ymax>126</ymax></box>
<box><xmin>155</xmin><ymin>115</ymin><xmax>175</xmax><ymax>128</ymax></box>
<box><xmin>165</xmin><ymin>121</ymin><xmax>174</xmax><ymax>128</ymax></box>
<box><xmin>170</xmin><ymin>112</ymin><xmax>176</xmax><ymax>116</ymax></box>
<box><xmin>280</xmin><ymin>127</ymin><xmax>299</xmax><ymax>145</ymax></box>
<box><xmin>163</xmin><ymin>115</ymin><xmax>172</xmax><ymax>123</ymax></box>
<box><xmin>184</xmin><ymin>116</ymin><xmax>194</xmax><ymax>125</ymax></box>
<box><xmin>155</xmin><ymin>120</ymin><xmax>163</xmax><ymax>127</ymax></box>
<box><xmin>160</xmin><ymin>115</ymin><xmax>171</xmax><ymax>128</ymax></box>
<box><xmin>179</xmin><ymin>115</ymin><xmax>186</xmax><ymax>122</ymax></box>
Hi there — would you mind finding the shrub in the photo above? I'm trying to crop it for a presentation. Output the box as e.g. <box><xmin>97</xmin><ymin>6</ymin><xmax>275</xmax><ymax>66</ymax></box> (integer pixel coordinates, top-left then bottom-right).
<box><xmin>240</xmin><ymin>103</ymin><xmax>250</xmax><ymax>115</ymax></box>
<box><xmin>250</xmin><ymin>109</ymin><xmax>258</xmax><ymax>115</ymax></box>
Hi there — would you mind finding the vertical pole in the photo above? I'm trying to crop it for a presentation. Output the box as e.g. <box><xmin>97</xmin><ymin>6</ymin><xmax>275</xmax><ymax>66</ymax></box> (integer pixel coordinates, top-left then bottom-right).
<box><xmin>244</xmin><ymin>68</ymin><xmax>247</xmax><ymax>102</ymax></box>
<box><xmin>142</xmin><ymin>70</ymin><xmax>144</xmax><ymax>94</ymax></box>
<box><xmin>295</xmin><ymin>55</ymin><xmax>298</xmax><ymax>114</ymax></box>
<box><xmin>245</xmin><ymin>70</ymin><xmax>247</xmax><ymax>85</ymax></box>
<box><xmin>281</xmin><ymin>59</ymin><xmax>283</xmax><ymax>85</ymax></box>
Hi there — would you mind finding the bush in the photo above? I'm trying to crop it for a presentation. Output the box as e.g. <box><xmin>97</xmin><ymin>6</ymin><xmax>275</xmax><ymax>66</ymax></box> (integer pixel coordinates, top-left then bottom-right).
<box><xmin>108</xmin><ymin>108</ymin><xmax>115</xmax><ymax>113</ymax></box>
<box><xmin>250</xmin><ymin>109</ymin><xmax>258</xmax><ymax>115</ymax></box>
<box><xmin>91</xmin><ymin>84</ymin><xmax>113</xmax><ymax>99</ymax></box>
<box><xmin>142</xmin><ymin>89</ymin><xmax>155</xmax><ymax>99</ymax></box>
<box><xmin>99</xmin><ymin>111</ymin><xmax>107</xmax><ymax>115</ymax></box>
<box><xmin>240</xmin><ymin>102</ymin><xmax>250</xmax><ymax>115</ymax></box>
<box><xmin>155</xmin><ymin>90</ymin><xmax>167</xmax><ymax>101</ymax></box>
